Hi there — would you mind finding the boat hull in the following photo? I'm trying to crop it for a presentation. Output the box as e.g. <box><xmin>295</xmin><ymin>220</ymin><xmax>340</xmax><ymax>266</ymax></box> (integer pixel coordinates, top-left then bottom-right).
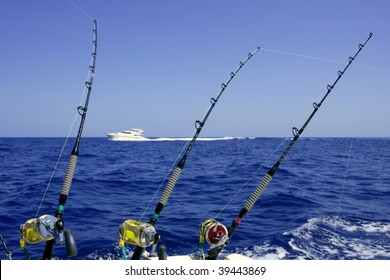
<box><xmin>107</xmin><ymin>135</ymin><xmax>148</xmax><ymax>141</ymax></box>
<box><xmin>107</xmin><ymin>129</ymin><xmax>148</xmax><ymax>141</ymax></box>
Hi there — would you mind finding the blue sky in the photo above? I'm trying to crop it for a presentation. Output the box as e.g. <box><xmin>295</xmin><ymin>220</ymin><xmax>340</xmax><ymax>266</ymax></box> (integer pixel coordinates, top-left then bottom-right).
<box><xmin>0</xmin><ymin>0</ymin><xmax>389</xmax><ymax>137</ymax></box>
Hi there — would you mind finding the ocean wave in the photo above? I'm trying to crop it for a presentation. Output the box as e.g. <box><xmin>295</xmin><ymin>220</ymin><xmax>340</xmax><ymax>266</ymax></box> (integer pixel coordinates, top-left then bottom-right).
<box><xmin>284</xmin><ymin>216</ymin><xmax>390</xmax><ymax>259</ymax></box>
<box><xmin>232</xmin><ymin>216</ymin><xmax>390</xmax><ymax>260</ymax></box>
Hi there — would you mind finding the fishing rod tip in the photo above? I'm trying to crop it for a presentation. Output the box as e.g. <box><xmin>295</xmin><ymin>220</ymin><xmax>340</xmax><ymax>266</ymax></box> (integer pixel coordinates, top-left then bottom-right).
<box><xmin>251</xmin><ymin>47</ymin><xmax>260</xmax><ymax>55</ymax></box>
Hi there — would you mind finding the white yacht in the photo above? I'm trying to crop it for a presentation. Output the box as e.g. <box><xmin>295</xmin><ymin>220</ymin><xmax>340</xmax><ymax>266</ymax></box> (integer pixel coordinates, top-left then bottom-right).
<box><xmin>106</xmin><ymin>129</ymin><xmax>148</xmax><ymax>141</ymax></box>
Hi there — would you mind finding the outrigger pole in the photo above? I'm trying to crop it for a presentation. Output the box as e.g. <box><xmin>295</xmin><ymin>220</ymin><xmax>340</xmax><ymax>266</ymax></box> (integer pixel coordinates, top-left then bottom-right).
<box><xmin>19</xmin><ymin>20</ymin><xmax>97</xmax><ymax>260</ymax></box>
<box><xmin>120</xmin><ymin>47</ymin><xmax>261</xmax><ymax>260</ymax></box>
<box><xmin>204</xmin><ymin>33</ymin><xmax>372</xmax><ymax>260</ymax></box>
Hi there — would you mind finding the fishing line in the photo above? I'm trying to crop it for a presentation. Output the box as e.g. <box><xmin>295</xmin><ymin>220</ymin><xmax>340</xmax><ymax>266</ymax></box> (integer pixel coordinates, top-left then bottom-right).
<box><xmin>358</xmin><ymin>37</ymin><xmax>390</xmax><ymax>73</ymax></box>
<box><xmin>66</xmin><ymin>0</ymin><xmax>94</xmax><ymax>20</ymax></box>
<box><xmin>262</xmin><ymin>48</ymin><xmax>347</xmax><ymax>65</ymax></box>
<box><xmin>332</xmin><ymin>41</ymin><xmax>370</xmax><ymax>219</ymax></box>
<box><xmin>138</xmin><ymin>129</ymin><xmax>196</xmax><ymax>221</ymax></box>
<box><xmin>364</xmin><ymin>65</ymin><xmax>390</xmax><ymax>73</ymax></box>
<box><xmin>34</xmin><ymin>116</ymin><xmax>77</xmax><ymax>219</ymax></box>
<box><xmin>263</xmin><ymin>47</ymin><xmax>390</xmax><ymax>73</ymax></box>
<box><xmin>332</xmin><ymin>44</ymin><xmax>368</xmax><ymax>221</ymax></box>
<box><xmin>214</xmin><ymin>137</ymin><xmax>289</xmax><ymax>220</ymax></box>
<box><xmin>336</xmin><ymin>138</ymin><xmax>354</xmax><ymax>218</ymax></box>
<box><xmin>34</xmin><ymin>30</ymin><xmax>96</xmax><ymax>219</ymax></box>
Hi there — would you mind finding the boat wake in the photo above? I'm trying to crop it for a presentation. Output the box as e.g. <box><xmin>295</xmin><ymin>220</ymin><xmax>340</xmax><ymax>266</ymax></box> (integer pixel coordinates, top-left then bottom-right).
<box><xmin>150</xmin><ymin>136</ymin><xmax>247</xmax><ymax>141</ymax></box>
<box><xmin>236</xmin><ymin>216</ymin><xmax>390</xmax><ymax>260</ymax></box>
<box><xmin>109</xmin><ymin>136</ymin><xmax>249</xmax><ymax>142</ymax></box>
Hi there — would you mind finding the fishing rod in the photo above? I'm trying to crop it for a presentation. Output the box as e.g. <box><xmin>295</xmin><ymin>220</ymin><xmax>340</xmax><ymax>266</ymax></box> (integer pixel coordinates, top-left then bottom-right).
<box><xmin>119</xmin><ymin>47</ymin><xmax>261</xmax><ymax>260</ymax></box>
<box><xmin>19</xmin><ymin>19</ymin><xmax>97</xmax><ymax>260</ymax></box>
<box><xmin>198</xmin><ymin>33</ymin><xmax>372</xmax><ymax>260</ymax></box>
<box><xmin>0</xmin><ymin>233</ymin><xmax>12</xmax><ymax>260</ymax></box>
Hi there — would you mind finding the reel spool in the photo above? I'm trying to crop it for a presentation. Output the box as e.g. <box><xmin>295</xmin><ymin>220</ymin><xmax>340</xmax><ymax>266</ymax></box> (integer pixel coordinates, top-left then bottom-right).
<box><xmin>199</xmin><ymin>219</ymin><xmax>228</xmax><ymax>247</ymax></box>
<box><xmin>119</xmin><ymin>219</ymin><xmax>156</xmax><ymax>248</ymax></box>
<box><xmin>20</xmin><ymin>215</ymin><xmax>58</xmax><ymax>244</ymax></box>
<box><xmin>20</xmin><ymin>214</ymin><xmax>77</xmax><ymax>257</ymax></box>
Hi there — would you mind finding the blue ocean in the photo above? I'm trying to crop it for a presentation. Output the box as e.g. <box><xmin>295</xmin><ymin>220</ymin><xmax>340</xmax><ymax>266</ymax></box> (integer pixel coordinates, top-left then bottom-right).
<box><xmin>0</xmin><ymin>137</ymin><xmax>389</xmax><ymax>260</ymax></box>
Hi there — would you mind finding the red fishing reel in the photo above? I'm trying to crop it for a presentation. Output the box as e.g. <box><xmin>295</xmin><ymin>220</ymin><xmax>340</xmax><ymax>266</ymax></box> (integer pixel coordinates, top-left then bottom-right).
<box><xmin>199</xmin><ymin>219</ymin><xmax>228</xmax><ymax>247</ymax></box>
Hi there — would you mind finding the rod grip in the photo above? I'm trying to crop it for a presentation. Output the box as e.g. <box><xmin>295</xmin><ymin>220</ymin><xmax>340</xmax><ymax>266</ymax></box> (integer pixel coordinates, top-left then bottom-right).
<box><xmin>243</xmin><ymin>174</ymin><xmax>272</xmax><ymax>212</ymax></box>
<box><xmin>159</xmin><ymin>166</ymin><xmax>183</xmax><ymax>206</ymax></box>
<box><xmin>61</xmin><ymin>154</ymin><xmax>78</xmax><ymax>197</ymax></box>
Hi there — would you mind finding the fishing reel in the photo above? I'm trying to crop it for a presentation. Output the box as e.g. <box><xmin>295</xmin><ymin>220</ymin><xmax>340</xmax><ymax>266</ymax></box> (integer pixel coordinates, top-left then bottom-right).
<box><xmin>119</xmin><ymin>219</ymin><xmax>156</xmax><ymax>248</ymax></box>
<box><xmin>20</xmin><ymin>214</ymin><xmax>77</xmax><ymax>258</ymax></box>
<box><xmin>197</xmin><ymin>219</ymin><xmax>228</xmax><ymax>259</ymax></box>
<box><xmin>20</xmin><ymin>215</ymin><xmax>58</xmax><ymax>245</ymax></box>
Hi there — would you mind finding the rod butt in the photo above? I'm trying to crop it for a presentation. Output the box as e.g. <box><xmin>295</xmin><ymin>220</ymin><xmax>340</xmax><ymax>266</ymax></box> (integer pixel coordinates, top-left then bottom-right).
<box><xmin>65</xmin><ymin>230</ymin><xmax>78</xmax><ymax>257</ymax></box>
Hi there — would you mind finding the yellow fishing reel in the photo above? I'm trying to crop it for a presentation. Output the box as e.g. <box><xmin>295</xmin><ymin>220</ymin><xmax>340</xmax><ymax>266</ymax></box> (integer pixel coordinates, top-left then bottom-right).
<box><xmin>20</xmin><ymin>214</ymin><xmax>58</xmax><ymax>245</ymax></box>
<box><xmin>20</xmin><ymin>214</ymin><xmax>77</xmax><ymax>258</ymax></box>
<box><xmin>119</xmin><ymin>219</ymin><xmax>156</xmax><ymax>248</ymax></box>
